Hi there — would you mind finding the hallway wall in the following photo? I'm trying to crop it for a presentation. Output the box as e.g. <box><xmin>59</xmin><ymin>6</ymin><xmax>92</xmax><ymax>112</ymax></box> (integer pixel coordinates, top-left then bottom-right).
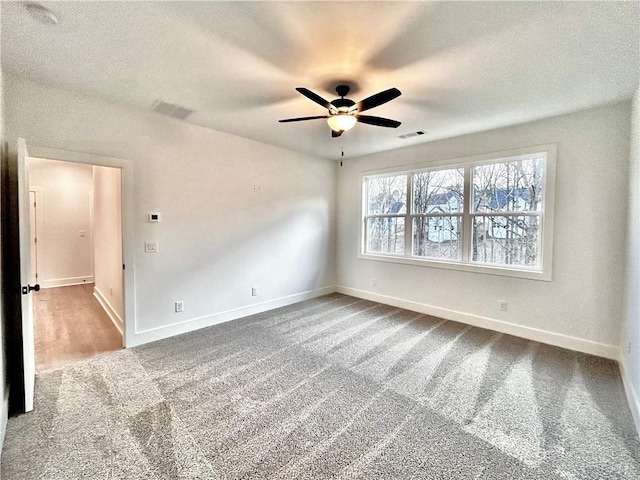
<box><xmin>28</xmin><ymin>158</ymin><xmax>93</xmax><ymax>288</ymax></box>
<box><xmin>93</xmin><ymin>165</ymin><xmax>123</xmax><ymax>331</ymax></box>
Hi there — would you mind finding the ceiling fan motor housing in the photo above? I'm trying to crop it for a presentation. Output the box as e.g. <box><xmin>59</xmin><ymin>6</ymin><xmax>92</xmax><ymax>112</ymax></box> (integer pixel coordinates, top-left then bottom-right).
<box><xmin>332</xmin><ymin>85</ymin><xmax>355</xmax><ymax>111</ymax></box>
<box><xmin>331</xmin><ymin>98</ymin><xmax>355</xmax><ymax>110</ymax></box>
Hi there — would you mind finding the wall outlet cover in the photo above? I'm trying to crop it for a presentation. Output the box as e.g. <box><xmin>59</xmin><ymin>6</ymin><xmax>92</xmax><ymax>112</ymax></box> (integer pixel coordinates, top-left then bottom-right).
<box><xmin>145</xmin><ymin>241</ymin><xmax>158</xmax><ymax>253</ymax></box>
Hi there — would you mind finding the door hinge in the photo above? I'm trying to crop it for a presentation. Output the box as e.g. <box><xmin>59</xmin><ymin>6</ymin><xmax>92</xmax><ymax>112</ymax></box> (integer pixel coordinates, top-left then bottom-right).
<box><xmin>122</xmin><ymin>264</ymin><xmax>125</xmax><ymax>270</ymax></box>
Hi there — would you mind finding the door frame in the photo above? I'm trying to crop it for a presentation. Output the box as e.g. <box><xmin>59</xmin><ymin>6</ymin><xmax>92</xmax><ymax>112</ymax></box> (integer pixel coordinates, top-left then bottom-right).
<box><xmin>28</xmin><ymin>187</ymin><xmax>43</xmax><ymax>285</ymax></box>
<box><xmin>28</xmin><ymin>145</ymin><xmax>136</xmax><ymax>348</ymax></box>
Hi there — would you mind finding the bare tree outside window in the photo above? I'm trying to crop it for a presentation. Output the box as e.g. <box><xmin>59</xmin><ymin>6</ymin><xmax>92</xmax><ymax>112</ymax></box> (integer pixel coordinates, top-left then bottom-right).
<box><xmin>412</xmin><ymin>168</ymin><xmax>463</xmax><ymax>259</ymax></box>
<box><xmin>365</xmin><ymin>175</ymin><xmax>407</xmax><ymax>254</ymax></box>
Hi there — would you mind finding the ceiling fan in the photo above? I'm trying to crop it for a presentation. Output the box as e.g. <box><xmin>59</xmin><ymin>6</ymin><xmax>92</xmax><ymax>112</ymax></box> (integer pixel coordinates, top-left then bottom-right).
<box><xmin>279</xmin><ymin>85</ymin><xmax>402</xmax><ymax>137</ymax></box>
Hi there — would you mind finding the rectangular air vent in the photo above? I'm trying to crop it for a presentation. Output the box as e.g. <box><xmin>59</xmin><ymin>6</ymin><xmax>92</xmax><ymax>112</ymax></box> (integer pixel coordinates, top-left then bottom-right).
<box><xmin>399</xmin><ymin>130</ymin><xmax>426</xmax><ymax>139</ymax></box>
<box><xmin>151</xmin><ymin>100</ymin><xmax>194</xmax><ymax>120</ymax></box>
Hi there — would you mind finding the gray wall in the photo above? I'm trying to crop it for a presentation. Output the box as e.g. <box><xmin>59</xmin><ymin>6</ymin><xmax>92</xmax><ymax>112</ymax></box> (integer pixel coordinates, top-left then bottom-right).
<box><xmin>4</xmin><ymin>73</ymin><xmax>337</xmax><ymax>347</ymax></box>
<box><xmin>336</xmin><ymin>102</ymin><xmax>631</xmax><ymax>359</ymax></box>
<box><xmin>623</xmin><ymin>87</ymin><xmax>640</xmax><ymax>431</ymax></box>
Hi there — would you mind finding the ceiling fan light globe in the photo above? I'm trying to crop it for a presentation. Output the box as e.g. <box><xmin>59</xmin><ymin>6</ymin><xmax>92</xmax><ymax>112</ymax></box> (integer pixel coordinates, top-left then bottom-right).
<box><xmin>327</xmin><ymin>114</ymin><xmax>356</xmax><ymax>132</ymax></box>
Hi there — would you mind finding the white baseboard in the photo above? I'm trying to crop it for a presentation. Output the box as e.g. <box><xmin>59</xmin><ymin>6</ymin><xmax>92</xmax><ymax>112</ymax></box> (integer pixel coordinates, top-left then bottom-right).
<box><xmin>0</xmin><ymin>387</ymin><xmax>9</xmax><ymax>460</ymax></box>
<box><xmin>335</xmin><ymin>286</ymin><xmax>620</xmax><ymax>360</ymax></box>
<box><xmin>93</xmin><ymin>286</ymin><xmax>124</xmax><ymax>336</ymax></box>
<box><xmin>128</xmin><ymin>286</ymin><xmax>336</xmax><ymax>347</ymax></box>
<box><xmin>620</xmin><ymin>358</ymin><xmax>640</xmax><ymax>437</ymax></box>
<box><xmin>40</xmin><ymin>276</ymin><xmax>94</xmax><ymax>289</ymax></box>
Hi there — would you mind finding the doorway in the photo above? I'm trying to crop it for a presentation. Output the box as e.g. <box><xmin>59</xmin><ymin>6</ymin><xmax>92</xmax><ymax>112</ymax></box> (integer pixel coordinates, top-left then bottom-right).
<box><xmin>27</xmin><ymin>157</ymin><xmax>124</xmax><ymax>370</ymax></box>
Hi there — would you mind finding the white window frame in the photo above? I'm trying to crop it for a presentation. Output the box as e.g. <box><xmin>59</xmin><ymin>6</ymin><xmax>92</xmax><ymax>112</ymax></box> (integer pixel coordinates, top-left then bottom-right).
<box><xmin>362</xmin><ymin>174</ymin><xmax>408</xmax><ymax>256</ymax></box>
<box><xmin>359</xmin><ymin>144</ymin><xmax>557</xmax><ymax>281</ymax></box>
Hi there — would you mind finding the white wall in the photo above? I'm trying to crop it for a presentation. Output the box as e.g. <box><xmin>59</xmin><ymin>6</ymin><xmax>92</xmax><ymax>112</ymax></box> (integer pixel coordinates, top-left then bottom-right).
<box><xmin>28</xmin><ymin>158</ymin><xmax>94</xmax><ymax>288</ymax></box>
<box><xmin>92</xmin><ymin>165</ymin><xmax>124</xmax><ymax>331</ymax></box>
<box><xmin>337</xmin><ymin>102</ymin><xmax>631</xmax><ymax>359</ymax></box>
<box><xmin>4</xmin><ymin>74</ymin><xmax>336</xmax><ymax>345</ymax></box>
<box><xmin>622</xmin><ymin>87</ymin><xmax>640</xmax><ymax>432</ymax></box>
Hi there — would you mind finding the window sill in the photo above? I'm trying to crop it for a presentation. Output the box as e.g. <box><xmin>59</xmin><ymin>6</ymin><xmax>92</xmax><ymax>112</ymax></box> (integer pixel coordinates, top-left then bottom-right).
<box><xmin>358</xmin><ymin>252</ymin><xmax>552</xmax><ymax>282</ymax></box>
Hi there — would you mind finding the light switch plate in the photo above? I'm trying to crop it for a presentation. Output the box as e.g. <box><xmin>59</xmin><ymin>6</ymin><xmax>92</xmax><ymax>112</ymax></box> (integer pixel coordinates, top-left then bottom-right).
<box><xmin>145</xmin><ymin>241</ymin><xmax>158</xmax><ymax>253</ymax></box>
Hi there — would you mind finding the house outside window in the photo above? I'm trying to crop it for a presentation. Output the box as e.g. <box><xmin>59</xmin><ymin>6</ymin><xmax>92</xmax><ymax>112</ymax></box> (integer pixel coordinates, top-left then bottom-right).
<box><xmin>361</xmin><ymin>145</ymin><xmax>556</xmax><ymax>280</ymax></box>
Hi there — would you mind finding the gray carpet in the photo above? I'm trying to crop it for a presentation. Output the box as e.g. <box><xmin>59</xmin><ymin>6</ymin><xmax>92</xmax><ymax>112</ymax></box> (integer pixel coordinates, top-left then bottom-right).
<box><xmin>2</xmin><ymin>293</ymin><xmax>639</xmax><ymax>479</ymax></box>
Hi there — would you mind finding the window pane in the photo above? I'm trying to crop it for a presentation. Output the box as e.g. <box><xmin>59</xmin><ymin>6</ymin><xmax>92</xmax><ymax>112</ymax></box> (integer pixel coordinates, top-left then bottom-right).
<box><xmin>367</xmin><ymin>175</ymin><xmax>407</xmax><ymax>215</ymax></box>
<box><xmin>366</xmin><ymin>217</ymin><xmax>405</xmax><ymax>254</ymax></box>
<box><xmin>472</xmin><ymin>215</ymin><xmax>540</xmax><ymax>267</ymax></box>
<box><xmin>413</xmin><ymin>216</ymin><xmax>461</xmax><ymax>260</ymax></box>
<box><xmin>413</xmin><ymin>168</ymin><xmax>464</xmax><ymax>214</ymax></box>
<box><xmin>472</xmin><ymin>157</ymin><xmax>544</xmax><ymax>213</ymax></box>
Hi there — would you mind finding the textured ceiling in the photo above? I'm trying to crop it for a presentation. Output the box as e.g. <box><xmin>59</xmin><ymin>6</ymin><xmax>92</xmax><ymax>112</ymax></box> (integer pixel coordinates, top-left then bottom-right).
<box><xmin>2</xmin><ymin>1</ymin><xmax>638</xmax><ymax>160</ymax></box>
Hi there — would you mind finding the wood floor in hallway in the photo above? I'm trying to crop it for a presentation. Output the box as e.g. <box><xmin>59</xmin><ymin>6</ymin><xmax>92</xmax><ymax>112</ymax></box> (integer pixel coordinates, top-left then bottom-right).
<box><xmin>34</xmin><ymin>283</ymin><xmax>122</xmax><ymax>371</ymax></box>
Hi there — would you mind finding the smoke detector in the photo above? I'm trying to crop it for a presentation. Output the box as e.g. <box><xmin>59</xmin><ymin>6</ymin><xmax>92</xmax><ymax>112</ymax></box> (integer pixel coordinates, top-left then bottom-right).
<box><xmin>25</xmin><ymin>3</ymin><xmax>59</xmax><ymax>26</ymax></box>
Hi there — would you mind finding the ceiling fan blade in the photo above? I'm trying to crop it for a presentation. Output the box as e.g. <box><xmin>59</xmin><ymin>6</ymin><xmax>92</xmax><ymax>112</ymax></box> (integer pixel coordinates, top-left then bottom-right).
<box><xmin>331</xmin><ymin>130</ymin><xmax>343</xmax><ymax>138</ymax></box>
<box><xmin>356</xmin><ymin>115</ymin><xmax>401</xmax><ymax>128</ymax></box>
<box><xmin>356</xmin><ymin>88</ymin><xmax>402</xmax><ymax>112</ymax></box>
<box><xmin>279</xmin><ymin>115</ymin><xmax>328</xmax><ymax>123</ymax></box>
<box><xmin>296</xmin><ymin>87</ymin><xmax>331</xmax><ymax>110</ymax></box>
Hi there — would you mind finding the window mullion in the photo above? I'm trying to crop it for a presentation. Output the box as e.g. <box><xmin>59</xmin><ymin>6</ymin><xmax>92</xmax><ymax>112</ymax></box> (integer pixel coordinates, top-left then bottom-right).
<box><xmin>461</xmin><ymin>165</ymin><xmax>472</xmax><ymax>262</ymax></box>
<box><xmin>362</xmin><ymin>178</ymin><xmax>369</xmax><ymax>254</ymax></box>
<box><xmin>405</xmin><ymin>173</ymin><xmax>413</xmax><ymax>256</ymax></box>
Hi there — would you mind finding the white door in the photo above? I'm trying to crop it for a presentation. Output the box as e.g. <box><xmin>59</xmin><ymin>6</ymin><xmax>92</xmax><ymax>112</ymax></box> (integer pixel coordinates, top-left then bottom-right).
<box><xmin>18</xmin><ymin>138</ymin><xmax>37</xmax><ymax>412</ymax></box>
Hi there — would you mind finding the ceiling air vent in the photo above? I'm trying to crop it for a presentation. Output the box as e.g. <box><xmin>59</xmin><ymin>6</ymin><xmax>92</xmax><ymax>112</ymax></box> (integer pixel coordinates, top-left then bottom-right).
<box><xmin>398</xmin><ymin>130</ymin><xmax>426</xmax><ymax>139</ymax></box>
<box><xmin>151</xmin><ymin>100</ymin><xmax>194</xmax><ymax>120</ymax></box>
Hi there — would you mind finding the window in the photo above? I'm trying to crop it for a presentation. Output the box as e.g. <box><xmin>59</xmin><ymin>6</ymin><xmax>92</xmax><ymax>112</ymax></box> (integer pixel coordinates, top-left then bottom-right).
<box><xmin>364</xmin><ymin>174</ymin><xmax>406</xmax><ymax>254</ymax></box>
<box><xmin>471</xmin><ymin>157</ymin><xmax>543</xmax><ymax>268</ymax></box>
<box><xmin>361</xmin><ymin>145</ymin><xmax>556</xmax><ymax>280</ymax></box>
<box><xmin>412</xmin><ymin>168</ymin><xmax>464</xmax><ymax>260</ymax></box>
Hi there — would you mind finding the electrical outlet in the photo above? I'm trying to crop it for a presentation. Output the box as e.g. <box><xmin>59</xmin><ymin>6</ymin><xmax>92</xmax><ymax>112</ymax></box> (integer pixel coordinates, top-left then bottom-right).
<box><xmin>175</xmin><ymin>301</ymin><xmax>184</xmax><ymax>313</ymax></box>
<box><xmin>499</xmin><ymin>301</ymin><xmax>508</xmax><ymax>312</ymax></box>
<box><xmin>251</xmin><ymin>287</ymin><xmax>258</xmax><ymax>296</ymax></box>
<box><xmin>371</xmin><ymin>278</ymin><xmax>377</xmax><ymax>287</ymax></box>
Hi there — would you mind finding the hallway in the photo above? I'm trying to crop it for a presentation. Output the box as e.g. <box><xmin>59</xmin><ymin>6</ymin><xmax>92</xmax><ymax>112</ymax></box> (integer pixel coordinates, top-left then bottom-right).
<box><xmin>34</xmin><ymin>283</ymin><xmax>122</xmax><ymax>371</ymax></box>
